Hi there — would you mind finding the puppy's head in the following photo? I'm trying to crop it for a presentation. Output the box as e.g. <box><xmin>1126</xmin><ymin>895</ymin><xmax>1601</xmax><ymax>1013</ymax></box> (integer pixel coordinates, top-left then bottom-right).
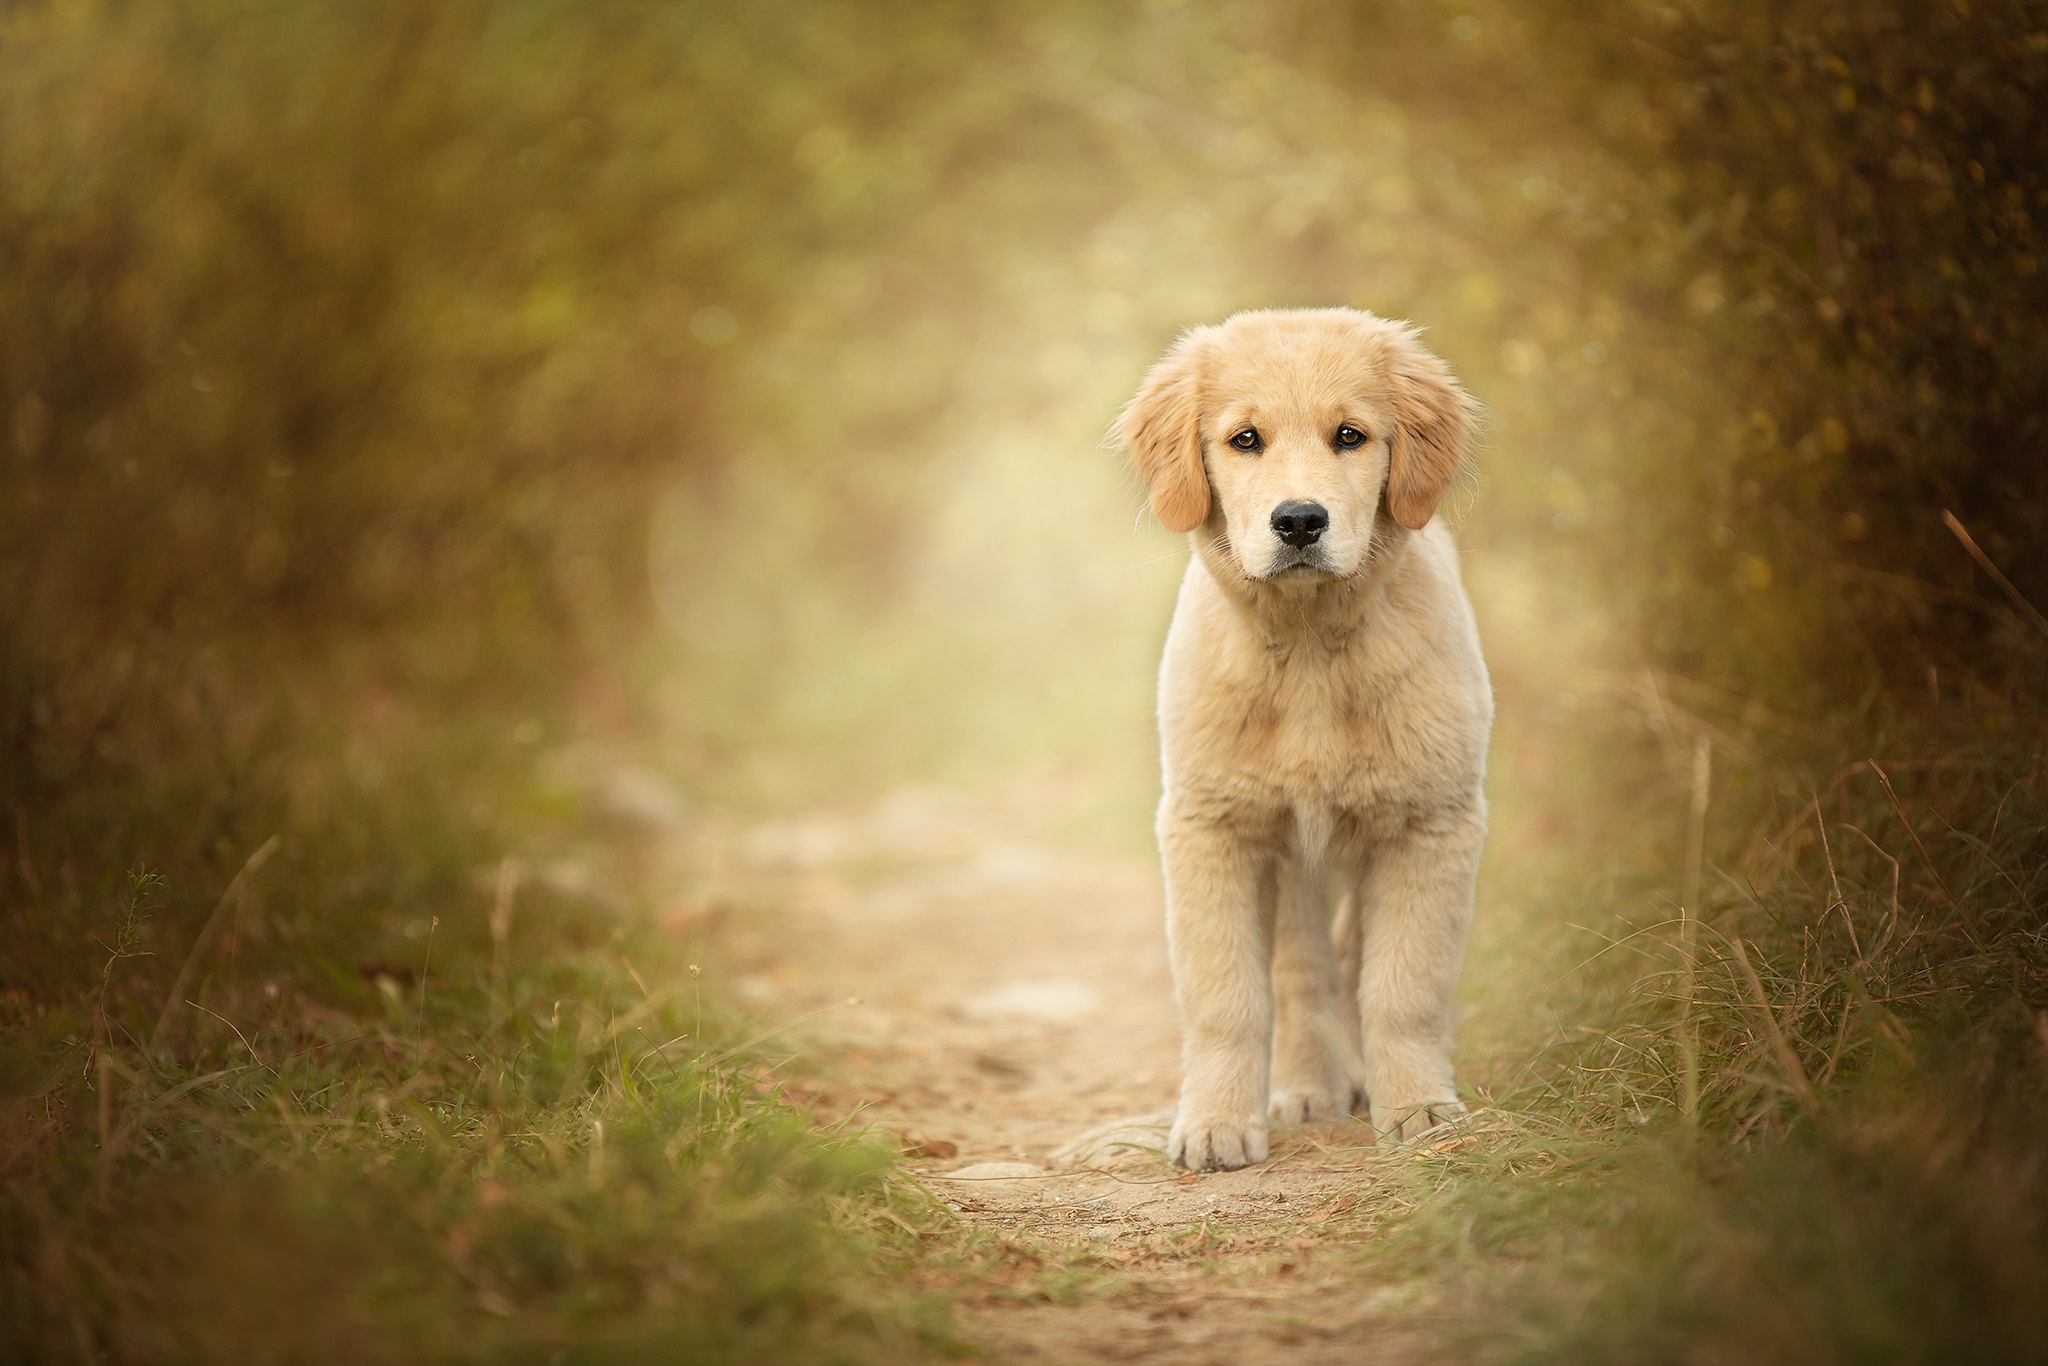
<box><xmin>1116</xmin><ymin>308</ymin><xmax>1473</xmax><ymax>582</ymax></box>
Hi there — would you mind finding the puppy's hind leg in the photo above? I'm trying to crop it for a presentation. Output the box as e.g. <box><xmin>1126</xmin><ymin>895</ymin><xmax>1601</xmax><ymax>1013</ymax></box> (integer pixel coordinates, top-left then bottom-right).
<box><xmin>1268</xmin><ymin>854</ymin><xmax>1354</xmax><ymax>1126</ymax></box>
<box><xmin>1330</xmin><ymin>879</ymin><xmax>1368</xmax><ymax>1114</ymax></box>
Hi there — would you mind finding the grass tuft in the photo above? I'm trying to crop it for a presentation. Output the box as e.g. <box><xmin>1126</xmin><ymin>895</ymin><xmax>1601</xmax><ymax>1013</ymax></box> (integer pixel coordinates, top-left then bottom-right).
<box><xmin>1329</xmin><ymin>630</ymin><xmax>2048</xmax><ymax>1362</ymax></box>
<box><xmin>1</xmin><ymin>774</ymin><xmax>954</xmax><ymax>1364</ymax></box>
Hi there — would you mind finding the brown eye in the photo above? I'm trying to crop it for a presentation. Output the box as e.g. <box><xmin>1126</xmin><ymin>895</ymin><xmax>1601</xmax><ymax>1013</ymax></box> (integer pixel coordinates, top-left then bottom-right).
<box><xmin>1335</xmin><ymin>425</ymin><xmax>1367</xmax><ymax>448</ymax></box>
<box><xmin>1230</xmin><ymin>428</ymin><xmax>1261</xmax><ymax>451</ymax></box>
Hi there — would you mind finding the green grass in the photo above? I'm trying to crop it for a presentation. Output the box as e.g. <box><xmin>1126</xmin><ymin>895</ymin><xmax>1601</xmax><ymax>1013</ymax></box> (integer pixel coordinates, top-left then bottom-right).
<box><xmin>0</xmin><ymin>791</ymin><xmax>956</xmax><ymax>1365</ymax></box>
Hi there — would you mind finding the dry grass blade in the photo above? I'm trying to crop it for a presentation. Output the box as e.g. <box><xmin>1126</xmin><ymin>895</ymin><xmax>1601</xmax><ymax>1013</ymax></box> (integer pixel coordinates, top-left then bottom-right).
<box><xmin>416</xmin><ymin>916</ymin><xmax>439</xmax><ymax>1062</ymax></box>
<box><xmin>1679</xmin><ymin>736</ymin><xmax>1711</xmax><ymax>1129</ymax></box>
<box><xmin>184</xmin><ymin>1000</ymin><xmax>277</xmax><ymax>1077</ymax></box>
<box><xmin>1943</xmin><ymin>510</ymin><xmax>2048</xmax><ymax>638</ymax></box>
<box><xmin>1868</xmin><ymin>762</ymin><xmax>1984</xmax><ymax>944</ymax></box>
<box><xmin>1811</xmin><ymin>800</ymin><xmax>1864</xmax><ymax>959</ymax></box>
<box><xmin>490</xmin><ymin>856</ymin><xmax>519</xmax><ymax>1019</ymax></box>
<box><xmin>94</xmin><ymin>1052</ymin><xmax>118</xmax><ymax>1203</ymax></box>
<box><xmin>1727</xmin><ymin>937</ymin><xmax>1821</xmax><ymax>1120</ymax></box>
<box><xmin>148</xmin><ymin>835</ymin><xmax>282</xmax><ymax>1058</ymax></box>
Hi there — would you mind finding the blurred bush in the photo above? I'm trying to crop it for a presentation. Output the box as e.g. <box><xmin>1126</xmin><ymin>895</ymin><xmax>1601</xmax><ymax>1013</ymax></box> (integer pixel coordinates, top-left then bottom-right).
<box><xmin>2</xmin><ymin>0</ymin><xmax>739</xmax><ymax>957</ymax></box>
<box><xmin>2</xmin><ymin>0</ymin><xmax>2038</xmax><ymax>967</ymax></box>
<box><xmin>0</xmin><ymin>0</ymin><xmax>1095</xmax><ymax>963</ymax></box>
<box><xmin>4</xmin><ymin>0</ymin><xmax>2041</xmax><ymax>999</ymax></box>
<box><xmin>1277</xmin><ymin>0</ymin><xmax>2047</xmax><ymax>718</ymax></box>
<box><xmin>1576</xmin><ymin>0</ymin><xmax>2048</xmax><ymax>711</ymax></box>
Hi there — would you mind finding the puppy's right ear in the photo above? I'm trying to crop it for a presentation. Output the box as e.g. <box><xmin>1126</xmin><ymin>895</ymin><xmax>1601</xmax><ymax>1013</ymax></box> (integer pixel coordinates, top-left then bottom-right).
<box><xmin>1115</xmin><ymin>339</ymin><xmax>1209</xmax><ymax>533</ymax></box>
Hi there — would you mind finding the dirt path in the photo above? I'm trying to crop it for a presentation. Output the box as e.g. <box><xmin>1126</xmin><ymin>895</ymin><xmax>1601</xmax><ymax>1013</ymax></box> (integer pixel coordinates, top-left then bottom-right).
<box><xmin>660</xmin><ymin>782</ymin><xmax>1455</xmax><ymax>1364</ymax></box>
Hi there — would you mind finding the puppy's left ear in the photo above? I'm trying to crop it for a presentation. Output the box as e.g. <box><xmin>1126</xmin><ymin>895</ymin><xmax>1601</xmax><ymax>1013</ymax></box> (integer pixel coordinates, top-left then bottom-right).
<box><xmin>1384</xmin><ymin>335</ymin><xmax>1475</xmax><ymax>532</ymax></box>
<box><xmin>1115</xmin><ymin>336</ymin><xmax>1209</xmax><ymax>534</ymax></box>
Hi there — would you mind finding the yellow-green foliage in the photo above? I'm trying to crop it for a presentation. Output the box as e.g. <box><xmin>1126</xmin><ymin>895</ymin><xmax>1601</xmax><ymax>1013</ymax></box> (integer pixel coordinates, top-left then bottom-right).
<box><xmin>1559</xmin><ymin>0</ymin><xmax>2048</xmax><ymax>707</ymax></box>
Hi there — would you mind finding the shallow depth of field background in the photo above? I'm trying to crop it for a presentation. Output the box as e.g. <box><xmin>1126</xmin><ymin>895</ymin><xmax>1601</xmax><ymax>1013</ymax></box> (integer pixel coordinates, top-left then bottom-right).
<box><xmin>4</xmin><ymin>1</ymin><xmax>2045</xmax><ymax>1362</ymax></box>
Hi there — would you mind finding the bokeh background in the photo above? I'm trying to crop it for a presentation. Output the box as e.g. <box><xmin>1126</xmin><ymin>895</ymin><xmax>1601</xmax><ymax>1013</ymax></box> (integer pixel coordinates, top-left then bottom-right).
<box><xmin>4</xmin><ymin>0</ymin><xmax>2044</xmax><ymax>1360</ymax></box>
<box><xmin>8</xmin><ymin>0</ymin><xmax>2042</xmax><ymax>879</ymax></box>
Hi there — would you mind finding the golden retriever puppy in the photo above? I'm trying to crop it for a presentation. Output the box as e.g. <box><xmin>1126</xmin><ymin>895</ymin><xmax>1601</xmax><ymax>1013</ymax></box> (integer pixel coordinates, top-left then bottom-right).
<box><xmin>1116</xmin><ymin>307</ymin><xmax>1490</xmax><ymax>1171</ymax></box>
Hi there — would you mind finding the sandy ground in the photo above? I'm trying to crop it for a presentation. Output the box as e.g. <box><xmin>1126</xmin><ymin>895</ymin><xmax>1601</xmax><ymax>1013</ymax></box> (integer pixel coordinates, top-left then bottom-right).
<box><xmin>656</xmin><ymin>782</ymin><xmax>1460</xmax><ymax>1365</ymax></box>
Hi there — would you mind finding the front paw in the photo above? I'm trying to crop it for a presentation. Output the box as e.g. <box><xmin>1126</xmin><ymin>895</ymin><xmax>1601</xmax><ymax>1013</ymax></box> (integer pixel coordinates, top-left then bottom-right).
<box><xmin>1268</xmin><ymin>1084</ymin><xmax>1353</xmax><ymax>1126</ymax></box>
<box><xmin>1168</xmin><ymin>1113</ymin><xmax>1269</xmax><ymax>1171</ymax></box>
<box><xmin>1372</xmin><ymin>1096</ymin><xmax>1467</xmax><ymax>1144</ymax></box>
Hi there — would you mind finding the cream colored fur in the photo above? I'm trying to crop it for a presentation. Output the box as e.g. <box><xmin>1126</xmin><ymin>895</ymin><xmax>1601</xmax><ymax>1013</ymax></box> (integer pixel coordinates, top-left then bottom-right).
<box><xmin>1116</xmin><ymin>307</ymin><xmax>1492</xmax><ymax>1171</ymax></box>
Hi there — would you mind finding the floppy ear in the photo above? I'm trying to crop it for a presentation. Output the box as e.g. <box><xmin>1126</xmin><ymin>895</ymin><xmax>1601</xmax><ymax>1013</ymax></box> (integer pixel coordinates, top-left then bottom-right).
<box><xmin>1115</xmin><ymin>338</ymin><xmax>1209</xmax><ymax>534</ymax></box>
<box><xmin>1383</xmin><ymin>334</ymin><xmax>1475</xmax><ymax>532</ymax></box>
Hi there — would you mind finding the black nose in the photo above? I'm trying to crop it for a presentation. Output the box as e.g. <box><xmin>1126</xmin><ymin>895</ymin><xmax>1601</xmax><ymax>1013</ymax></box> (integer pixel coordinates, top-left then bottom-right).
<box><xmin>1270</xmin><ymin>500</ymin><xmax>1329</xmax><ymax>548</ymax></box>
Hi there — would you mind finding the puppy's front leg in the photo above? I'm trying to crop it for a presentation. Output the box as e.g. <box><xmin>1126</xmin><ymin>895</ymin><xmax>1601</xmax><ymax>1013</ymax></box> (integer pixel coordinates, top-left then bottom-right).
<box><xmin>1359</xmin><ymin>808</ymin><xmax>1485</xmax><ymax>1143</ymax></box>
<box><xmin>1269</xmin><ymin>855</ymin><xmax>1356</xmax><ymax>1124</ymax></box>
<box><xmin>1160</xmin><ymin>810</ymin><xmax>1272</xmax><ymax>1171</ymax></box>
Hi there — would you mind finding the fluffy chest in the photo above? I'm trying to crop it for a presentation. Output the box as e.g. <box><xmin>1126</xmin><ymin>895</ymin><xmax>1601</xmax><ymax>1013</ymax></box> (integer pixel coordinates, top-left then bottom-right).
<box><xmin>1241</xmin><ymin>651</ymin><xmax>1408</xmax><ymax>803</ymax></box>
<box><xmin>1156</xmin><ymin>551</ymin><xmax>1489</xmax><ymax>836</ymax></box>
<box><xmin>1171</xmin><ymin>642</ymin><xmax>1454</xmax><ymax>820</ymax></box>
